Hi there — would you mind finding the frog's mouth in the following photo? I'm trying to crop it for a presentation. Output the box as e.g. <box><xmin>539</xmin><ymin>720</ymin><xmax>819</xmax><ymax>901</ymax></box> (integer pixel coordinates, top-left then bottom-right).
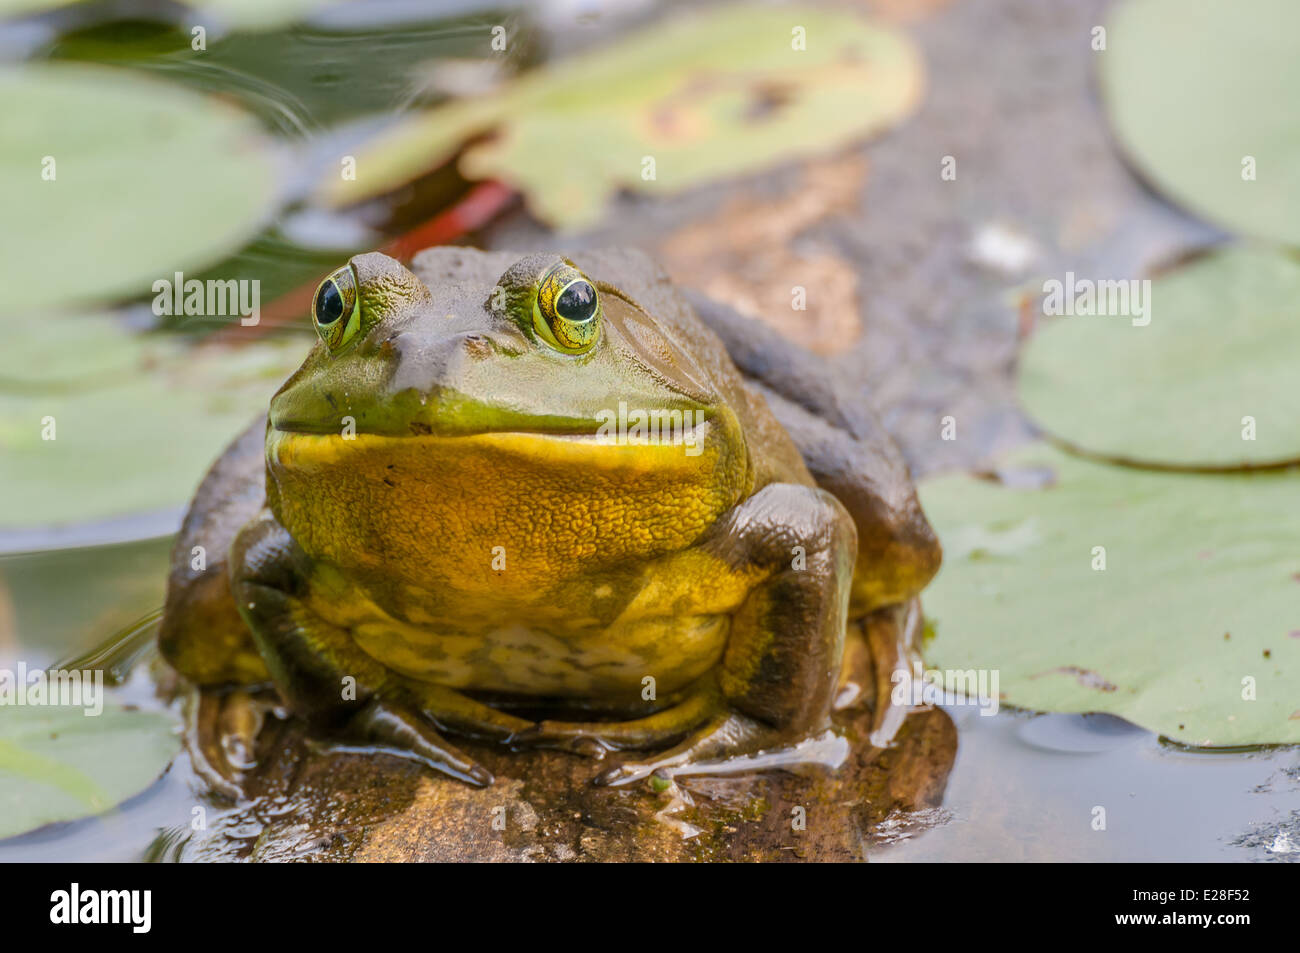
<box><xmin>270</xmin><ymin>398</ymin><xmax>728</xmax><ymax>456</ymax></box>
<box><xmin>267</xmin><ymin>413</ymin><xmax>725</xmax><ymax>475</ymax></box>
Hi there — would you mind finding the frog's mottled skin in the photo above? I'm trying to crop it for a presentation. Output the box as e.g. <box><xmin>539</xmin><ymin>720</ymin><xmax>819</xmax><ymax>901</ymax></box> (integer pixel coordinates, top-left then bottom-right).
<box><xmin>160</xmin><ymin>248</ymin><xmax>940</xmax><ymax>787</ymax></box>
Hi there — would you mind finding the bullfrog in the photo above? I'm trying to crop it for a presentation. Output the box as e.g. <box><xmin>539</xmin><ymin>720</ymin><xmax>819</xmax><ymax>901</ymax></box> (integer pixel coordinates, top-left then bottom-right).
<box><xmin>159</xmin><ymin>247</ymin><xmax>940</xmax><ymax>788</ymax></box>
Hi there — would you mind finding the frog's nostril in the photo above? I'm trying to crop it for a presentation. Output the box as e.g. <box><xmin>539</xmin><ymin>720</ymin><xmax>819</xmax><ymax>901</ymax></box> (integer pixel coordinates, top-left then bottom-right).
<box><xmin>387</xmin><ymin>331</ymin><xmax>503</xmax><ymax>393</ymax></box>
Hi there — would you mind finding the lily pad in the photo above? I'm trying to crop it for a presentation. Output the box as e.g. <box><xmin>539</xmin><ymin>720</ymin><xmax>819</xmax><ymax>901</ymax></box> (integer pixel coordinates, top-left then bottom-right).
<box><xmin>1100</xmin><ymin>0</ymin><xmax>1300</xmax><ymax>244</ymax></box>
<box><xmin>320</xmin><ymin>3</ymin><xmax>922</xmax><ymax>229</ymax></box>
<box><xmin>0</xmin><ymin>320</ymin><xmax>305</xmax><ymax>531</ymax></box>
<box><xmin>0</xmin><ymin>314</ymin><xmax>174</xmax><ymax>391</ymax></box>
<box><xmin>0</xmin><ymin>703</ymin><xmax>178</xmax><ymax>841</ymax></box>
<box><xmin>195</xmin><ymin>0</ymin><xmax>343</xmax><ymax>30</ymax></box>
<box><xmin>0</xmin><ymin>0</ymin><xmax>337</xmax><ymax>29</ymax></box>
<box><xmin>0</xmin><ymin>0</ymin><xmax>74</xmax><ymax>16</ymax></box>
<box><xmin>1019</xmin><ymin>246</ymin><xmax>1300</xmax><ymax>468</ymax></box>
<box><xmin>0</xmin><ymin>64</ymin><xmax>278</xmax><ymax>315</ymax></box>
<box><xmin>918</xmin><ymin>442</ymin><xmax>1300</xmax><ymax>747</ymax></box>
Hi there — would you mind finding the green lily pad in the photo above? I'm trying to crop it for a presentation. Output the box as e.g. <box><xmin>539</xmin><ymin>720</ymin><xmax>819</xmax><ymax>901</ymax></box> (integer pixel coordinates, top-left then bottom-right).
<box><xmin>0</xmin><ymin>0</ymin><xmax>74</xmax><ymax>16</ymax></box>
<box><xmin>1100</xmin><ymin>0</ymin><xmax>1300</xmax><ymax>245</ymax></box>
<box><xmin>0</xmin><ymin>0</ymin><xmax>336</xmax><ymax>29</ymax></box>
<box><xmin>0</xmin><ymin>703</ymin><xmax>178</xmax><ymax>840</ymax></box>
<box><xmin>0</xmin><ymin>314</ymin><xmax>175</xmax><ymax>391</ymax></box>
<box><xmin>320</xmin><ymin>3</ymin><xmax>922</xmax><ymax>229</ymax></box>
<box><xmin>0</xmin><ymin>64</ymin><xmax>278</xmax><ymax>315</ymax></box>
<box><xmin>195</xmin><ymin>0</ymin><xmax>343</xmax><ymax>30</ymax></box>
<box><xmin>918</xmin><ymin>442</ymin><xmax>1300</xmax><ymax>747</ymax></box>
<box><xmin>0</xmin><ymin>320</ymin><xmax>305</xmax><ymax>531</ymax></box>
<box><xmin>1019</xmin><ymin>246</ymin><xmax>1300</xmax><ymax>468</ymax></box>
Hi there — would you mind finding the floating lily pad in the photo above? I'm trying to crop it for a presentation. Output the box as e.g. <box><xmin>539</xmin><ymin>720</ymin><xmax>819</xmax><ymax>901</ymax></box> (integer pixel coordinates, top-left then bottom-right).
<box><xmin>0</xmin><ymin>0</ymin><xmax>73</xmax><ymax>16</ymax></box>
<box><xmin>0</xmin><ymin>320</ymin><xmax>305</xmax><ymax>531</ymax></box>
<box><xmin>0</xmin><ymin>314</ymin><xmax>174</xmax><ymax>391</ymax></box>
<box><xmin>0</xmin><ymin>64</ymin><xmax>278</xmax><ymax>315</ymax></box>
<box><xmin>1100</xmin><ymin>0</ymin><xmax>1300</xmax><ymax>244</ymax></box>
<box><xmin>1019</xmin><ymin>247</ymin><xmax>1300</xmax><ymax>468</ymax></box>
<box><xmin>195</xmin><ymin>0</ymin><xmax>342</xmax><ymax>30</ymax></box>
<box><xmin>919</xmin><ymin>442</ymin><xmax>1300</xmax><ymax>746</ymax></box>
<box><xmin>0</xmin><ymin>0</ymin><xmax>336</xmax><ymax>29</ymax></box>
<box><xmin>0</xmin><ymin>703</ymin><xmax>178</xmax><ymax>841</ymax></box>
<box><xmin>321</xmin><ymin>3</ymin><xmax>922</xmax><ymax>229</ymax></box>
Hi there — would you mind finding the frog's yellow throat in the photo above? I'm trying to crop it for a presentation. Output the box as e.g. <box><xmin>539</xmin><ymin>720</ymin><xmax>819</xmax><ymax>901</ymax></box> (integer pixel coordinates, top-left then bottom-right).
<box><xmin>262</xmin><ymin>421</ymin><xmax>754</xmax><ymax>592</ymax></box>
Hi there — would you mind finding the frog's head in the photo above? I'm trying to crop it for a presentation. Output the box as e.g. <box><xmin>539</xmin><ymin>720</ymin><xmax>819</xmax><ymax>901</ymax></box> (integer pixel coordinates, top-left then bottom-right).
<box><xmin>270</xmin><ymin>251</ymin><xmax>729</xmax><ymax>439</ymax></box>
<box><xmin>265</xmin><ymin>252</ymin><xmax>751</xmax><ymax>580</ymax></box>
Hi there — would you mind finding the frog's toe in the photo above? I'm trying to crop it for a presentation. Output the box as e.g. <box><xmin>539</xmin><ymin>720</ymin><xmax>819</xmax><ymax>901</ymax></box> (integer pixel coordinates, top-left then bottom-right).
<box><xmin>512</xmin><ymin>722</ymin><xmax>613</xmax><ymax>759</ymax></box>
<box><xmin>591</xmin><ymin>712</ymin><xmax>763</xmax><ymax>787</ymax></box>
<box><xmin>592</xmin><ymin>712</ymin><xmax>847</xmax><ymax>788</ymax></box>
<box><xmin>348</xmin><ymin>697</ymin><xmax>494</xmax><ymax>787</ymax></box>
<box><xmin>185</xmin><ymin>687</ymin><xmax>270</xmax><ymax>800</ymax></box>
<box><xmin>593</xmin><ymin>759</ymin><xmax>661</xmax><ymax>787</ymax></box>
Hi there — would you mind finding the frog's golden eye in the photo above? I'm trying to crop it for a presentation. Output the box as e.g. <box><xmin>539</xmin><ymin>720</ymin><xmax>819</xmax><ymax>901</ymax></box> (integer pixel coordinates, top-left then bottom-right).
<box><xmin>533</xmin><ymin>263</ymin><xmax>601</xmax><ymax>354</ymax></box>
<box><xmin>312</xmin><ymin>265</ymin><xmax>362</xmax><ymax>352</ymax></box>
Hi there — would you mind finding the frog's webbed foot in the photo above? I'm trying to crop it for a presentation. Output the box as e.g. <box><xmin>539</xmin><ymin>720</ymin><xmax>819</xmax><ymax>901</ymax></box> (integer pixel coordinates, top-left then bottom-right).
<box><xmin>185</xmin><ymin>687</ymin><xmax>273</xmax><ymax>800</ymax></box>
<box><xmin>592</xmin><ymin>713</ymin><xmax>847</xmax><ymax>787</ymax></box>
<box><xmin>513</xmin><ymin>687</ymin><xmax>721</xmax><ymax>759</ymax></box>
<box><xmin>345</xmin><ymin>697</ymin><xmax>493</xmax><ymax>788</ymax></box>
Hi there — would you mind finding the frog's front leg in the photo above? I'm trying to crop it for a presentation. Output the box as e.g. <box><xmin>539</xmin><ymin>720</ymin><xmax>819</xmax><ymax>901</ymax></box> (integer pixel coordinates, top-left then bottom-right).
<box><xmin>230</xmin><ymin>512</ymin><xmax>530</xmax><ymax>788</ymax></box>
<box><xmin>593</xmin><ymin>483</ymin><xmax>858</xmax><ymax>787</ymax></box>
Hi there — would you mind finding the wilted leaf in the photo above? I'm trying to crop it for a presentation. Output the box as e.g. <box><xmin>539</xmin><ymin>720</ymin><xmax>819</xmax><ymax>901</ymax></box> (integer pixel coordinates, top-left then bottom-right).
<box><xmin>0</xmin><ymin>64</ymin><xmax>278</xmax><ymax>316</ymax></box>
<box><xmin>322</xmin><ymin>4</ymin><xmax>922</xmax><ymax>229</ymax></box>
<box><xmin>0</xmin><ymin>703</ymin><xmax>178</xmax><ymax>840</ymax></box>
<box><xmin>919</xmin><ymin>442</ymin><xmax>1300</xmax><ymax>746</ymax></box>
<box><xmin>1100</xmin><ymin>0</ymin><xmax>1300</xmax><ymax>244</ymax></box>
<box><xmin>1019</xmin><ymin>247</ymin><xmax>1300</xmax><ymax>468</ymax></box>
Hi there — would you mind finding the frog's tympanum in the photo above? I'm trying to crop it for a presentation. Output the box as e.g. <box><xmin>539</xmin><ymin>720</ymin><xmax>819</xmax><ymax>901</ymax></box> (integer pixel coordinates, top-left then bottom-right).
<box><xmin>160</xmin><ymin>248</ymin><xmax>940</xmax><ymax>788</ymax></box>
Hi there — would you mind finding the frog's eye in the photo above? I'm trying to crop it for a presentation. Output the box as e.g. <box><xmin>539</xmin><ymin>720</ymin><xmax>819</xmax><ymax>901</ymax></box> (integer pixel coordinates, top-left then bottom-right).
<box><xmin>312</xmin><ymin>265</ymin><xmax>362</xmax><ymax>352</ymax></box>
<box><xmin>533</xmin><ymin>263</ymin><xmax>601</xmax><ymax>354</ymax></box>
